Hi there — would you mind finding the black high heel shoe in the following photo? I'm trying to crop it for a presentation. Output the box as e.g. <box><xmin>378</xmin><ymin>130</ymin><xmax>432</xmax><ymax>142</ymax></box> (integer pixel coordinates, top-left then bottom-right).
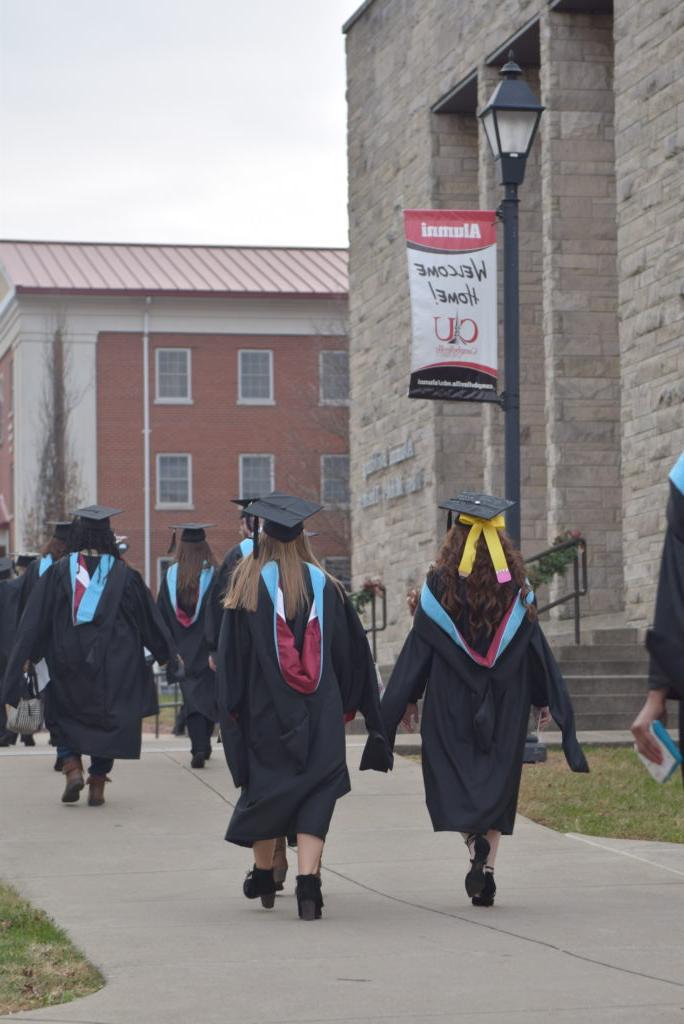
<box><xmin>296</xmin><ymin>874</ymin><xmax>323</xmax><ymax>921</ymax></box>
<box><xmin>243</xmin><ymin>866</ymin><xmax>277</xmax><ymax>909</ymax></box>
<box><xmin>472</xmin><ymin>869</ymin><xmax>496</xmax><ymax>907</ymax></box>
<box><xmin>464</xmin><ymin>833</ymin><xmax>490</xmax><ymax>898</ymax></box>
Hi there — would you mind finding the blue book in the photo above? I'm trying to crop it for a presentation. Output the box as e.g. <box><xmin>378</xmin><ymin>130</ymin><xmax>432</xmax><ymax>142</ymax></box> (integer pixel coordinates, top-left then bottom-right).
<box><xmin>635</xmin><ymin>721</ymin><xmax>683</xmax><ymax>783</ymax></box>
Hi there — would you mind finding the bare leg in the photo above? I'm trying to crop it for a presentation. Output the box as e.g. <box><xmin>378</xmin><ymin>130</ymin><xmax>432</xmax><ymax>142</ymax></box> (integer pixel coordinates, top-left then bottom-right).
<box><xmin>273</xmin><ymin>836</ymin><xmax>288</xmax><ymax>869</ymax></box>
<box><xmin>485</xmin><ymin>830</ymin><xmax>501</xmax><ymax>867</ymax></box>
<box><xmin>297</xmin><ymin>833</ymin><xmax>324</xmax><ymax>875</ymax></box>
<box><xmin>253</xmin><ymin>838</ymin><xmax>276</xmax><ymax>870</ymax></box>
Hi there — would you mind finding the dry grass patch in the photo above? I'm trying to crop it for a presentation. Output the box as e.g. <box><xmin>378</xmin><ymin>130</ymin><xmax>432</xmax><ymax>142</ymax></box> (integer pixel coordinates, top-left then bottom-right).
<box><xmin>0</xmin><ymin>883</ymin><xmax>103</xmax><ymax>1015</ymax></box>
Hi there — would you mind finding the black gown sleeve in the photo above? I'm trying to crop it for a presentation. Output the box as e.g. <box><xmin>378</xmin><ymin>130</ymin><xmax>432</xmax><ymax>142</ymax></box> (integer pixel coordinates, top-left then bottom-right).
<box><xmin>204</xmin><ymin>574</ymin><xmax>226</xmax><ymax>656</ymax></box>
<box><xmin>1</xmin><ymin>571</ymin><xmax>55</xmax><ymax>706</ymax></box>
<box><xmin>128</xmin><ymin>571</ymin><xmax>175</xmax><ymax>666</ymax></box>
<box><xmin>330</xmin><ymin>592</ymin><xmax>393</xmax><ymax>772</ymax></box>
<box><xmin>0</xmin><ymin>578</ymin><xmax>22</xmax><ymax>671</ymax></box>
<box><xmin>645</xmin><ymin>489</ymin><xmax>684</xmax><ymax>701</ymax></box>
<box><xmin>204</xmin><ymin>550</ymin><xmax>240</xmax><ymax>653</ymax></box>
<box><xmin>215</xmin><ymin>608</ymin><xmax>251</xmax><ymax>786</ymax></box>
<box><xmin>16</xmin><ymin>559</ymin><xmax>40</xmax><ymax>618</ymax></box>
<box><xmin>528</xmin><ymin>624</ymin><xmax>589</xmax><ymax>773</ymax></box>
<box><xmin>376</xmin><ymin>628</ymin><xmax>432</xmax><ymax>750</ymax></box>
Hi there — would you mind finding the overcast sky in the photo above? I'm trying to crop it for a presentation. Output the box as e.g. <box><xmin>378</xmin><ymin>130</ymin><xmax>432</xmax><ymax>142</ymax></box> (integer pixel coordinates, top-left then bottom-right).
<box><xmin>0</xmin><ymin>0</ymin><xmax>361</xmax><ymax>248</ymax></box>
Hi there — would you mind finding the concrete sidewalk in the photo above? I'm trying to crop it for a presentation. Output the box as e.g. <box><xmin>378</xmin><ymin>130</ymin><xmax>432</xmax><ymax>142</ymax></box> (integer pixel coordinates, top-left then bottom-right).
<box><xmin>1</xmin><ymin>737</ymin><xmax>683</xmax><ymax>1024</ymax></box>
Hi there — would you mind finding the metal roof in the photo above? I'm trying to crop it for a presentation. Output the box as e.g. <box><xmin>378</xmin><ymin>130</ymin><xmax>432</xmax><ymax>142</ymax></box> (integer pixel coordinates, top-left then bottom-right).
<box><xmin>0</xmin><ymin>241</ymin><xmax>348</xmax><ymax>299</ymax></box>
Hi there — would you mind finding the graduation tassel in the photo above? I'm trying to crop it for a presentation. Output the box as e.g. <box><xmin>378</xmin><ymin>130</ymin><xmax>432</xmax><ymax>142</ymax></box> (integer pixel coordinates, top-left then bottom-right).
<box><xmin>252</xmin><ymin>518</ymin><xmax>259</xmax><ymax>559</ymax></box>
<box><xmin>167</xmin><ymin>530</ymin><xmax>177</xmax><ymax>555</ymax></box>
<box><xmin>447</xmin><ymin>511</ymin><xmax>453</xmax><ymax>531</ymax></box>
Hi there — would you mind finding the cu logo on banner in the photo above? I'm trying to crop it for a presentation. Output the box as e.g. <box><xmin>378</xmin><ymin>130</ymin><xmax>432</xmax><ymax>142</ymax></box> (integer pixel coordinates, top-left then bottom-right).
<box><xmin>432</xmin><ymin>316</ymin><xmax>479</xmax><ymax>345</ymax></box>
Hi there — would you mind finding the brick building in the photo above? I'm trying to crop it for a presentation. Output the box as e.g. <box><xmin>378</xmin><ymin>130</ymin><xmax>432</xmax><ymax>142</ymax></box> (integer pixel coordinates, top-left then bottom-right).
<box><xmin>0</xmin><ymin>241</ymin><xmax>351</xmax><ymax>587</ymax></box>
<box><xmin>344</xmin><ymin>0</ymin><xmax>684</xmax><ymax>662</ymax></box>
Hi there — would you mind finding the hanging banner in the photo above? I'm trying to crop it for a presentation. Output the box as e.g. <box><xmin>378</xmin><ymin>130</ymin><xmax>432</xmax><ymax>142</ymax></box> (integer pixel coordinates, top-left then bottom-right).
<box><xmin>404</xmin><ymin>209</ymin><xmax>498</xmax><ymax>402</ymax></box>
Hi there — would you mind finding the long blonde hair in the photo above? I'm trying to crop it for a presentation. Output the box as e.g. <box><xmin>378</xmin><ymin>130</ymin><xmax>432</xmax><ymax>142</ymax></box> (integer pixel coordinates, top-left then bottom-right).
<box><xmin>225</xmin><ymin>533</ymin><xmax>342</xmax><ymax>619</ymax></box>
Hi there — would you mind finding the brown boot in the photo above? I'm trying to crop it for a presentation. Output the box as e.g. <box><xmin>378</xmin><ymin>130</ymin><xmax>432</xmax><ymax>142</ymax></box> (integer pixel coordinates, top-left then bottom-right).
<box><xmin>87</xmin><ymin>774</ymin><xmax>110</xmax><ymax>806</ymax></box>
<box><xmin>61</xmin><ymin>757</ymin><xmax>84</xmax><ymax>803</ymax></box>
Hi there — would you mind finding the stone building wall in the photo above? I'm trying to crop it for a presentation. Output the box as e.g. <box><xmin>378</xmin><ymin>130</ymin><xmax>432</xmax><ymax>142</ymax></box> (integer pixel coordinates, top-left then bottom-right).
<box><xmin>613</xmin><ymin>0</ymin><xmax>684</xmax><ymax>626</ymax></box>
<box><xmin>539</xmin><ymin>10</ymin><xmax>623</xmax><ymax>615</ymax></box>
<box><xmin>346</xmin><ymin>0</ymin><xmax>683</xmax><ymax>664</ymax></box>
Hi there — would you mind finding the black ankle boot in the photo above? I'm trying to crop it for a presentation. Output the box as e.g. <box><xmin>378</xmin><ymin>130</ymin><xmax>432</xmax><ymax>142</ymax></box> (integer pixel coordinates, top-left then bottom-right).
<box><xmin>472</xmin><ymin>870</ymin><xmax>496</xmax><ymax>907</ymax></box>
<box><xmin>296</xmin><ymin>874</ymin><xmax>323</xmax><ymax>921</ymax></box>
<box><xmin>243</xmin><ymin>866</ymin><xmax>277</xmax><ymax>909</ymax></box>
<box><xmin>464</xmin><ymin>834</ymin><xmax>491</xmax><ymax>898</ymax></box>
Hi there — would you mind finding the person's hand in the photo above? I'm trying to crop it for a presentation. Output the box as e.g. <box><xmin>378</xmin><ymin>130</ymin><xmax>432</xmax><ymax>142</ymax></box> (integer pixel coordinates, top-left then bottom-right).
<box><xmin>534</xmin><ymin>706</ymin><xmax>552</xmax><ymax>730</ymax></box>
<box><xmin>406</xmin><ymin>589</ymin><xmax>419</xmax><ymax>617</ymax></box>
<box><xmin>400</xmin><ymin>703</ymin><xmax>419</xmax><ymax>733</ymax></box>
<box><xmin>208</xmin><ymin>655</ymin><xmax>216</xmax><ymax>672</ymax></box>
<box><xmin>631</xmin><ymin>689</ymin><xmax>667</xmax><ymax>764</ymax></box>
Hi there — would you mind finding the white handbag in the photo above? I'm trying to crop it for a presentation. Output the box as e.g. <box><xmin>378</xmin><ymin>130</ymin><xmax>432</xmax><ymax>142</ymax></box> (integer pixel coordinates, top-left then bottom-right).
<box><xmin>6</xmin><ymin>668</ymin><xmax>44</xmax><ymax>735</ymax></box>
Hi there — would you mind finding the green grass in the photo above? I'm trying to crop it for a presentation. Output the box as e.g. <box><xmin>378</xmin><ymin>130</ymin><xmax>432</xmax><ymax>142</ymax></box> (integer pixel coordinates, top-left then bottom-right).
<box><xmin>406</xmin><ymin>746</ymin><xmax>684</xmax><ymax>843</ymax></box>
<box><xmin>0</xmin><ymin>884</ymin><xmax>103</xmax><ymax>1015</ymax></box>
<box><xmin>518</xmin><ymin>746</ymin><xmax>684</xmax><ymax>843</ymax></box>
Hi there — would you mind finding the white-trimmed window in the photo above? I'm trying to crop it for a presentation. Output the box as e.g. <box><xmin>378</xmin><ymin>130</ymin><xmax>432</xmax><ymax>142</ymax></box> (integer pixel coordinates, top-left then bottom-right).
<box><xmin>157</xmin><ymin>557</ymin><xmax>173</xmax><ymax>590</ymax></box>
<box><xmin>239</xmin><ymin>454</ymin><xmax>274</xmax><ymax>497</ymax></box>
<box><xmin>156</xmin><ymin>453</ymin><xmax>192</xmax><ymax>508</ymax></box>
<box><xmin>238</xmin><ymin>350</ymin><xmax>274</xmax><ymax>404</ymax></box>
<box><xmin>319</xmin><ymin>350</ymin><xmax>349</xmax><ymax>405</ymax></box>
<box><xmin>324</xmin><ymin>556</ymin><xmax>351</xmax><ymax>592</ymax></box>
<box><xmin>155</xmin><ymin>348</ymin><xmax>192</xmax><ymax>403</ymax></box>
<box><xmin>321</xmin><ymin>454</ymin><xmax>350</xmax><ymax>507</ymax></box>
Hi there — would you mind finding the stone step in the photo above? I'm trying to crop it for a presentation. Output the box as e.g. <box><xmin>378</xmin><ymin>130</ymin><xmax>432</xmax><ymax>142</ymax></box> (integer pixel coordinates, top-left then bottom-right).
<box><xmin>553</xmin><ymin>645</ymin><xmax>648</xmax><ymax>663</ymax></box>
<box><xmin>588</xmin><ymin>627</ymin><xmax>641</xmax><ymax>645</ymax></box>
<box><xmin>568</xmin><ymin>693</ymin><xmax>646</xmax><ymax>715</ymax></box>
<box><xmin>557</xmin><ymin>660</ymin><xmax>649</xmax><ymax>676</ymax></box>
<box><xmin>563</xmin><ymin>676</ymin><xmax>647</xmax><ymax>696</ymax></box>
<box><xmin>573</xmin><ymin>711</ymin><xmax>640</xmax><ymax>730</ymax></box>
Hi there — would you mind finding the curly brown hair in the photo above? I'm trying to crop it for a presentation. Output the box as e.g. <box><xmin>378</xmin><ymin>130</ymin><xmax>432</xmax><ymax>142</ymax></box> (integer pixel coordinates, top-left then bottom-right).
<box><xmin>434</xmin><ymin>522</ymin><xmax>536</xmax><ymax>637</ymax></box>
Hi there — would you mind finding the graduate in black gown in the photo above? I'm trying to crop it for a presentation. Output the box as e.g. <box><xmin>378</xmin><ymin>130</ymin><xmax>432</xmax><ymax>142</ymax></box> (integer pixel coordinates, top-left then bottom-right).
<box><xmin>370</xmin><ymin>493</ymin><xmax>588</xmax><ymax>908</ymax></box>
<box><xmin>16</xmin><ymin>522</ymin><xmax>72</xmax><ymax>618</ymax></box>
<box><xmin>158</xmin><ymin>523</ymin><xmax>220</xmax><ymax>769</ymax></box>
<box><xmin>216</xmin><ymin>493</ymin><xmax>392</xmax><ymax>920</ymax></box>
<box><xmin>204</xmin><ymin>499</ymin><xmax>257</xmax><ymax>658</ymax></box>
<box><xmin>2</xmin><ymin>505</ymin><xmax>178</xmax><ymax>807</ymax></box>
<box><xmin>0</xmin><ymin>557</ymin><xmax>27</xmax><ymax>747</ymax></box>
<box><xmin>16</xmin><ymin>521</ymin><xmax>73</xmax><ymax>761</ymax></box>
<box><xmin>632</xmin><ymin>451</ymin><xmax>684</xmax><ymax>777</ymax></box>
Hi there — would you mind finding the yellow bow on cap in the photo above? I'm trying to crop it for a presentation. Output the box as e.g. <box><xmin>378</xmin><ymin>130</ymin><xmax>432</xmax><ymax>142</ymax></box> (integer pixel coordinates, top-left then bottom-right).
<box><xmin>458</xmin><ymin>514</ymin><xmax>512</xmax><ymax>584</ymax></box>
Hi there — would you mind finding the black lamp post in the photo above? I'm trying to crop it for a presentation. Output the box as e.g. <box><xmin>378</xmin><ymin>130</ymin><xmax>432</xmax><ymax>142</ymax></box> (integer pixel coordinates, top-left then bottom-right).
<box><xmin>478</xmin><ymin>53</ymin><xmax>544</xmax><ymax>549</ymax></box>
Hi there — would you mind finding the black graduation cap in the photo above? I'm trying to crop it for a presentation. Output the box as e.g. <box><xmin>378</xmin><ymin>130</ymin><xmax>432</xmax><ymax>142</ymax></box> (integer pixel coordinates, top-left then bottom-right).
<box><xmin>0</xmin><ymin>555</ymin><xmax>14</xmax><ymax>577</ymax></box>
<box><xmin>15</xmin><ymin>553</ymin><xmax>38</xmax><ymax>568</ymax></box>
<box><xmin>231</xmin><ymin>497</ymin><xmax>261</xmax><ymax>519</ymax></box>
<box><xmin>243</xmin><ymin>493</ymin><xmax>322</xmax><ymax>551</ymax></box>
<box><xmin>71</xmin><ymin>504</ymin><xmax>122</xmax><ymax>528</ymax></box>
<box><xmin>49</xmin><ymin>520</ymin><xmax>73</xmax><ymax>542</ymax></box>
<box><xmin>167</xmin><ymin>522</ymin><xmax>215</xmax><ymax>553</ymax></box>
<box><xmin>439</xmin><ymin>492</ymin><xmax>514</xmax><ymax>530</ymax></box>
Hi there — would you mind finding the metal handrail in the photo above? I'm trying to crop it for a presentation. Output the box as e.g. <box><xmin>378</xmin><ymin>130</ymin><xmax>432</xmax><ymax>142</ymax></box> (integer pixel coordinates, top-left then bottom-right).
<box><xmin>524</xmin><ymin>536</ymin><xmax>588</xmax><ymax>645</ymax></box>
<box><xmin>363</xmin><ymin>588</ymin><xmax>387</xmax><ymax>661</ymax></box>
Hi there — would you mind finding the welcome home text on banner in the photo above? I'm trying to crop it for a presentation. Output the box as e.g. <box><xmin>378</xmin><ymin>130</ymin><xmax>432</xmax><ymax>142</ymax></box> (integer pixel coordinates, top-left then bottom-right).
<box><xmin>405</xmin><ymin>209</ymin><xmax>498</xmax><ymax>403</ymax></box>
